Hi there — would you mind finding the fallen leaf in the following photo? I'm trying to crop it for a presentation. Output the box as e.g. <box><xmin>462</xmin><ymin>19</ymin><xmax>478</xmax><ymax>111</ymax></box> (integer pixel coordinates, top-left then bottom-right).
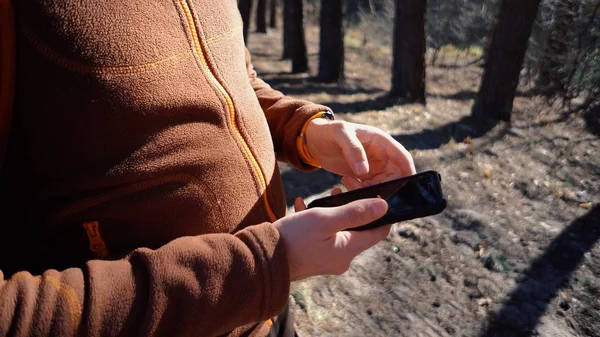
<box><xmin>481</xmin><ymin>169</ymin><xmax>492</xmax><ymax>180</ymax></box>
<box><xmin>580</xmin><ymin>202</ymin><xmax>592</xmax><ymax>209</ymax></box>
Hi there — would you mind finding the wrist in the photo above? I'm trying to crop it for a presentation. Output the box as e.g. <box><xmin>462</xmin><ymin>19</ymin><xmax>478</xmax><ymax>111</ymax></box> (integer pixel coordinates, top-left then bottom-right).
<box><xmin>296</xmin><ymin>110</ymin><xmax>334</xmax><ymax>167</ymax></box>
<box><xmin>304</xmin><ymin>117</ymin><xmax>329</xmax><ymax>155</ymax></box>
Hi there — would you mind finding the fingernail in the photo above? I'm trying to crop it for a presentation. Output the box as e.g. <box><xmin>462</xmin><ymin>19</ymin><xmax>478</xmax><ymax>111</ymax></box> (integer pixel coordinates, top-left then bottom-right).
<box><xmin>371</xmin><ymin>200</ymin><xmax>387</xmax><ymax>217</ymax></box>
<box><xmin>353</xmin><ymin>161</ymin><xmax>368</xmax><ymax>176</ymax></box>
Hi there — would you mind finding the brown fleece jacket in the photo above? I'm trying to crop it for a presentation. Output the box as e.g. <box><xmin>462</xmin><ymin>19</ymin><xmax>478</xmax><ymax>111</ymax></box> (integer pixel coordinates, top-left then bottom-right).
<box><xmin>0</xmin><ymin>0</ymin><xmax>330</xmax><ymax>336</ymax></box>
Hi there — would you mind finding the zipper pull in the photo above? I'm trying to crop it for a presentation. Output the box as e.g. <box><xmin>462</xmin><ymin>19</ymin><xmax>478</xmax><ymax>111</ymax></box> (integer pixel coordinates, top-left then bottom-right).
<box><xmin>83</xmin><ymin>221</ymin><xmax>110</xmax><ymax>258</ymax></box>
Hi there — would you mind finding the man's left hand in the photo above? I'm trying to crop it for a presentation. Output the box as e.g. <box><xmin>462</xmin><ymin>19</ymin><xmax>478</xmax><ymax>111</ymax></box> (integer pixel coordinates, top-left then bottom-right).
<box><xmin>304</xmin><ymin>118</ymin><xmax>416</xmax><ymax>191</ymax></box>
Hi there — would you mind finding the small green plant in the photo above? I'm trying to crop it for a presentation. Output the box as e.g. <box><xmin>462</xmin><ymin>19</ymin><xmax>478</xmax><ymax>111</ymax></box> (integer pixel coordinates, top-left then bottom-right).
<box><xmin>483</xmin><ymin>253</ymin><xmax>509</xmax><ymax>273</ymax></box>
<box><xmin>291</xmin><ymin>291</ymin><xmax>307</xmax><ymax>313</ymax></box>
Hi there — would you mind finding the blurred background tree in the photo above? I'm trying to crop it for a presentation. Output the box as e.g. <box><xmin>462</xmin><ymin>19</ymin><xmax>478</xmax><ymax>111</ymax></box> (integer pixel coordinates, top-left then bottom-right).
<box><xmin>283</xmin><ymin>0</ymin><xmax>309</xmax><ymax>72</ymax></box>
<box><xmin>239</xmin><ymin>0</ymin><xmax>253</xmax><ymax>44</ymax></box>
<box><xmin>239</xmin><ymin>0</ymin><xmax>599</xmax><ymax>121</ymax></box>
<box><xmin>472</xmin><ymin>0</ymin><xmax>542</xmax><ymax>122</ymax></box>
<box><xmin>270</xmin><ymin>0</ymin><xmax>278</xmax><ymax>28</ymax></box>
<box><xmin>256</xmin><ymin>0</ymin><xmax>268</xmax><ymax>33</ymax></box>
<box><xmin>317</xmin><ymin>0</ymin><xmax>345</xmax><ymax>83</ymax></box>
<box><xmin>390</xmin><ymin>0</ymin><xmax>427</xmax><ymax>104</ymax></box>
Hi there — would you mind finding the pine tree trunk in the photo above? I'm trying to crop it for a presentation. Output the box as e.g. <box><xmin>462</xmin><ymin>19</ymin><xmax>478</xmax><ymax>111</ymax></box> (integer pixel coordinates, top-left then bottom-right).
<box><xmin>472</xmin><ymin>0</ymin><xmax>541</xmax><ymax>121</ymax></box>
<box><xmin>390</xmin><ymin>0</ymin><xmax>427</xmax><ymax>104</ymax></box>
<box><xmin>270</xmin><ymin>0</ymin><xmax>277</xmax><ymax>28</ymax></box>
<box><xmin>239</xmin><ymin>0</ymin><xmax>253</xmax><ymax>44</ymax></box>
<box><xmin>282</xmin><ymin>0</ymin><xmax>292</xmax><ymax>59</ymax></box>
<box><xmin>256</xmin><ymin>0</ymin><xmax>268</xmax><ymax>33</ymax></box>
<box><xmin>318</xmin><ymin>0</ymin><xmax>345</xmax><ymax>84</ymax></box>
<box><xmin>283</xmin><ymin>0</ymin><xmax>309</xmax><ymax>72</ymax></box>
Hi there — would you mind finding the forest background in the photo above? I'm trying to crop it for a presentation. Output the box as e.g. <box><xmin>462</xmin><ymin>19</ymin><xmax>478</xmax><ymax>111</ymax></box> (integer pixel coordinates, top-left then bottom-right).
<box><xmin>238</xmin><ymin>0</ymin><xmax>600</xmax><ymax>336</ymax></box>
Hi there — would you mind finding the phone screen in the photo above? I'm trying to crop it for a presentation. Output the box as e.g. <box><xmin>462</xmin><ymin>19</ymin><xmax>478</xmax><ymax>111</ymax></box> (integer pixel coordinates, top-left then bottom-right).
<box><xmin>384</xmin><ymin>173</ymin><xmax>443</xmax><ymax>216</ymax></box>
<box><xmin>307</xmin><ymin>171</ymin><xmax>446</xmax><ymax>230</ymax></box>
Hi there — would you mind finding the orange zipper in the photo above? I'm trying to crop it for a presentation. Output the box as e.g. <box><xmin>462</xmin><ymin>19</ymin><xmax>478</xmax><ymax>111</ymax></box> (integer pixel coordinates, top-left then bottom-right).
<box><xmin>178</xmin><ymin>0</ymin><xmax>276</xmax><ymax>222</ymax></box>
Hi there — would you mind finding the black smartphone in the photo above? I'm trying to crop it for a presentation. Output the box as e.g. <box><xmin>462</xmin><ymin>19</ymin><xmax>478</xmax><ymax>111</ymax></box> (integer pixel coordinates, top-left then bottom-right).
<box><xmin>306</xmin><ymin>170</ymin><xmax>446</xmax><ymax>231</ymax></box>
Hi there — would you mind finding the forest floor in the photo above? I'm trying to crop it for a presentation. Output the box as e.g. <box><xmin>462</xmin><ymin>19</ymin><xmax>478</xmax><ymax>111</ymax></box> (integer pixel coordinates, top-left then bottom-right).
<box><xmin>246</xmin><ymin>25</ymin><xmax>600</xmax><ymax>337</ymax></box>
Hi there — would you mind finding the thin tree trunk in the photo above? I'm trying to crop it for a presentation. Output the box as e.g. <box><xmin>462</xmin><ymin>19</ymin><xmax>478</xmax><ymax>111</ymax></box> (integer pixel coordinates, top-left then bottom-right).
<box><xmin>318</xmin><ymin>0</ymin><xmax>345</xmax><ymax>84</ymax></box>
<box><xmin>472</xmin><ymin>0</ymin><xmax>541</xmax><ymax>121</ymax></box>
<box><xmin>430</xmin><ymin>46</ymin><xmax>441</xmax><ymax>66</ymax></box>
<box><xmin>270</xmin><ymin>0</ymin><xmax>277</xmax><ymax>28</ymax></box>
<box><xmin>256</xmin><ymin>0</ymin><xmax>268</xmax><ymax>33</ymax></box>
<box><xmin>239</xmin><ymin>0</ymin><xmax>253</xmax><ymax>44</ymax></box>
<box><xmin>390</xmin><ymin>0</ymin><xmax>427</xmax><ymax>104</ymax></box>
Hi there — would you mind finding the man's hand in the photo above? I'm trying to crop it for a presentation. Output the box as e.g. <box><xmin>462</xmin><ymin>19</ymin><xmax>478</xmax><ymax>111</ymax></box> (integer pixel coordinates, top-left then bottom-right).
<box><xmin>304</xmin><ymin>118</ymin><xmax>416</xmax><ymax>190</ymax></box>
<box><xmin>274</xmin><ymin>197</ymin><xmax>389</xmax><ymax>282</ymax></box>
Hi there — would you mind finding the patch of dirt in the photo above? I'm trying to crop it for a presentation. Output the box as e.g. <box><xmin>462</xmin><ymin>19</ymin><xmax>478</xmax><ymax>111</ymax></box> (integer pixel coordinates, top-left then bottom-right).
<box><xmin>246</xmin><ymin>26</ymin><xmax>600</xmax><ymax>337</ymax></box>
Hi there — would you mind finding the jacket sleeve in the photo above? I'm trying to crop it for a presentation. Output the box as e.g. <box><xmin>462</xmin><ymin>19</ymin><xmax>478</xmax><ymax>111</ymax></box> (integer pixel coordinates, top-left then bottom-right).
<box><xmin>244</xmin><ymin>47</ymin><xmax>331</xmax><ymax>171</ymax></box>
<box><xmin>0</xmin><ymin>223</ymin><xmax>290</xmax><ymax>337</ymax></box>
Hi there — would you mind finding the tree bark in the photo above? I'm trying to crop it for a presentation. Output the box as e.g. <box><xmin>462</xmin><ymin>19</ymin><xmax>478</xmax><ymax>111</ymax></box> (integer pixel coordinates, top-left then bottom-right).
<box><xmin>282</xmin><ymin>0</ymin><xmax>292</xmax><ymax>59</ymax></box>
<box><xmin>239</xmin><ymin>0</ymin><xmax>253</xmax><ymax>44</ymax></box>
<box><xmin>270</xmin><ymin>0</ymin><xmax>277</xmax><ymax>28</ymax></box>
<box><xmin>472</xmin><ymin>0</ymin><xmax>541</xmax><ymax>122</ymax></box>
<box><xmin>256</xmin><ymin>0</ymin><xmax>268</xmax><ymax>33</ymax></box>
<box><xmin>283</xmin><ymin>0</ymin><xmax>309</xmax><ymax>72</ymax></box>
<box><xmin>318</xmin><ymin>0</ymin><xmax>345</xmax><ymax>84</ymax></box>
<box><xmin>390</xmin><ymin>0</ymin><xmax>427</xmax><ymax>104</ymax></box>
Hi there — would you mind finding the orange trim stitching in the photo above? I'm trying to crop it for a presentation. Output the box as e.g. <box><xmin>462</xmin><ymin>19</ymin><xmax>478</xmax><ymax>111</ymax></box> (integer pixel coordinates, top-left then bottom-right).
<box><xmin>16</xmin><ymin>273</ymin><xmax>82</xmax><ymax>336</ymax></box>
<box><xmin>50</xmin><ymin>173</ymin><xmax>197</xmax><ymax>225</ymax></box>
<box><xmin>205</xmin><ymin>23</ymin><xmax>243</xmax><ymax>44</ymax></box>
<box><xmin>18</xmin><ymin>22</ymin><xmax>188</xmax><ymax>76</ymax></box>
<box><xmin>178</xmin><ymin>0</ymin><xmax>277</xmax><ymax>221</ymax></box>
<box><xmin>43</xmin><ymin>275</ymin><xmax>83</xmax><ymax>336</ymax></box>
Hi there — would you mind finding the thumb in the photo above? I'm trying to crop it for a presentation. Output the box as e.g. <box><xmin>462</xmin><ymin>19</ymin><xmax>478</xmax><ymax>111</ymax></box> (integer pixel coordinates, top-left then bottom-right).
<box><xmin>294</xmin><ymin>197</ymin><xmax>307</xmax><ymax>212</ymax></box>
<box><xmin>320</xmin><ymin>198</ymin><xmax>388</xmax><ymax>233</ymax></box>
<box><xmin>338</xmin><ymin>126</ymin><xmax>369</xmax><ymax>176</ymax></box>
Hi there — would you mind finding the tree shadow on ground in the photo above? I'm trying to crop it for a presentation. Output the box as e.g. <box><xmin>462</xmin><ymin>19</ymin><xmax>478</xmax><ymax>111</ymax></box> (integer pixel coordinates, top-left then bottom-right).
<box><xmin>280</xmin><ymin>166</ymin><xmax>341</xmax><ymax>207</ymax></box>
<box><xmin>320</xmin><ymin>94</ymin><xmax>404</xmax><ymax>114</ymax></box>
<box><xmin>478</xmin><ymin>204</ymin><xmax>600</xmax><ymax>337</ymax></box>
<box><xmin>583</xmin><ymin>104</ymin><xmax>600</xmax><ymax>137</ymax></box>
<box><xmin>428</xmin><ymin>90</ymin><xmax>536</xmax><ymax>102</ymax></box>
<box><xmin>250</xmin><ymin>51</ymin><xmax>319</xmax><ymax>60</ymax></box>
<box><xmin>247</xmin><ymin>51</ymin><xmax>282</xmax><ymax>61</ymax></box>
<box><xmin>280</xmin><ymin>115</ymin><xmax>504</xmax><ymax>204</ymax></box>
<box><xmin>318</xmin><ymin>91</ymin><xmax>533</xmax><ymax>115</ymax></box>
<box><xmin>260</xmin><ymin>72</ymin><xmax>384</xmax><ymax>97</ymax></box>
<box><xmin>392</xmin><ymin>115</ymin><xmax>503</xmax><ymax>151</ymax></box>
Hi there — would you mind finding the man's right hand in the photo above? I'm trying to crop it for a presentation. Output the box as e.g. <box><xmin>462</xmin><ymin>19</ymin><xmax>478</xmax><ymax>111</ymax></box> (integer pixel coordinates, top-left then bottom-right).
<box><xmin>273</xmin><ymin>197</ymin><xmax>389</xmax><ymax>282</ymax></box>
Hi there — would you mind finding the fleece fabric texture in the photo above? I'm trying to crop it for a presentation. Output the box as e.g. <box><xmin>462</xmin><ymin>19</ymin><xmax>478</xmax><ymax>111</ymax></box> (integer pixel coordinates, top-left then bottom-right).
<box><xmin>0</xmin><ymin>0</ymin><xmax>330</xmax><ymax>336</ymax></box>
